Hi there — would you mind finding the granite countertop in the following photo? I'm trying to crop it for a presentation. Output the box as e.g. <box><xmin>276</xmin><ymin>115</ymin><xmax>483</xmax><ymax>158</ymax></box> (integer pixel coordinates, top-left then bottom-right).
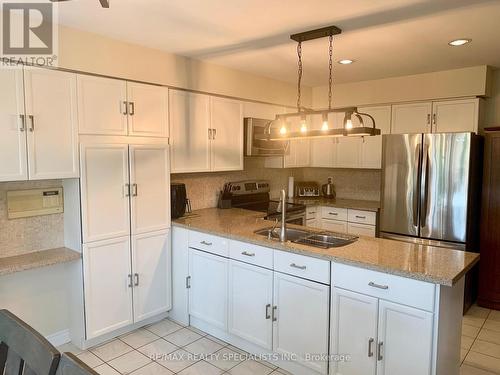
<box><xmin>173</xmin><ymin>208</ymin><xmax>479</xmax><ymax>286</ymax></box>
<box><xmin>0</xmin><ymin>247</ymin><xmax>81</xmax><ymax>276</ymax></box>
<box><xmin>275</xmin><ymin>197</ymin><xmax>380</xmax><ymax>212</ymax></box>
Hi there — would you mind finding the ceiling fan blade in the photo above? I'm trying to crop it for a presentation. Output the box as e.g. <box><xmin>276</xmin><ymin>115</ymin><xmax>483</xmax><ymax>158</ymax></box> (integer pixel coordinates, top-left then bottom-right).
<box><xmin>99</xmin><ymin>0</ymin><xmax>109</xmax><ymax>8</ymax></box>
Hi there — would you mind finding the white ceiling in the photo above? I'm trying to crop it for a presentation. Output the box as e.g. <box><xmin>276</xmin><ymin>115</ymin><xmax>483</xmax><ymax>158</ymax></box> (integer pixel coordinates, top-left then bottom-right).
<box><xmin>55</xmin><ymin>0</ymin><xmax>500</xmax><ymax>86</ymax></box>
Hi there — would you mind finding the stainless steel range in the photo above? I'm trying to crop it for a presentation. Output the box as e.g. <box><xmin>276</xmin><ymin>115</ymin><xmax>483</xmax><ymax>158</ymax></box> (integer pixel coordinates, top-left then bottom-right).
<box><xmin>227</xmin><ymin>180</ymin><xmax>306</xmax><ymax>225</ymax></box>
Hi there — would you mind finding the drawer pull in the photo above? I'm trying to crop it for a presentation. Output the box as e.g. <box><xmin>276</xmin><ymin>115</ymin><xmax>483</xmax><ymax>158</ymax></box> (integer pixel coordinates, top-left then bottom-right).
<box><xmin>377</xmin><ymin>341</ymin><xmax>384</xmax><ymax>361</ymax></box>
<box><xmin>329</xmin><ymin>212</ymin><xmax>338</xmax><ymax>216</ymax></box>
<box><xmin>200</xmin><ymin>241</ymin><xmax>212</xmax><ymax>246</ymax></box>
<box><xmin>241</xmin><ymin>251</ymin><xmax>256</xmax><ymax>257</ymax></box>
<box><xmin>368</xmin><ymin>281</ymin><xmax>389</xmax><ymax>290</ymax></box>
<box><xmin>290</xmin><ymin>263</ymin><xmax>307</xmax><ymax>270</ymax></box>
<box><xmin>265</xmin><ymin>304</ymin><xmax>271</xmax><ymax>319</ymax></box>
<box><xmin>272</xmin><ymin>306</ymin><xmax>278</xmax><ymax>322</ymax></box>
<box><xmin>355</xmin><ymin>215</ymin><xmax>367</xmax><ymax>219</ymax></box>
<box><xmin>368</xmin><ymin>338</ymin><xmax>374</xmax><ymax>357</ymax></box>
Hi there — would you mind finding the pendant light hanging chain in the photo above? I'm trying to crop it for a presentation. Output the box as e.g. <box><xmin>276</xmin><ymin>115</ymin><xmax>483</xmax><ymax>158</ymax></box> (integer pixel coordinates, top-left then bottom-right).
<box><xmin>328</xmin><ymin>34</ymin><xmax>333</xmax><ymax>110</ymax></box>
<box><xmin>297</xmin><ymin>41</ymin><xmax>303</xmax><ymax>111</ymax></box>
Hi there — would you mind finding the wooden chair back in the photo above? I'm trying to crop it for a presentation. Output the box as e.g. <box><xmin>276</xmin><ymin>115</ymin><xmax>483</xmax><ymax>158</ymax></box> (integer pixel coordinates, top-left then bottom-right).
<box><xmin>55</xmin><ymin>353</ymin><xmax>98</xmax><ymax>375</ymax></box>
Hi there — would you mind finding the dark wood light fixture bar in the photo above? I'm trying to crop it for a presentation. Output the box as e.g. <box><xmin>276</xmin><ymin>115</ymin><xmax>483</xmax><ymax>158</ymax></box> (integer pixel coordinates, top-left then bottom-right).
<box><xmin>290</xmin><ymin>25</ymin><xmax>342</xmax><ymax>42</ymax></box>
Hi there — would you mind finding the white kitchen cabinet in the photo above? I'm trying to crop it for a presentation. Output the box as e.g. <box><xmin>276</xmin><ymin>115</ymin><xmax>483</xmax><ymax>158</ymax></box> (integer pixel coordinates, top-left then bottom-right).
<box><xmin>306</xmin><ymin>218</ymin><xmax>322</xmax><ymax>229</ymax></box>
<box><xmin>348</xmin><ymin>222</ymin><xmax>377</xmax><ymax>237</ymax></box>
<box><xmin>127</xmin><ymin>82</ymin><xmax>169</xmax><ymax>137</ymax></box>
<box><xmin>273</xmin><ymin>272</ymin><xmax>329</xmax><ymax>374</ymax></box>
<box><xmin>377</xmin><ymin>300</ymin><xmax>433</xmax><ymax>375</ymax></box>
<box><xmin>131</xmin><ymin>230</ymin><xmax>171</xmax><ymax>323</ymax></box>
<box><xmin>210</xmin><ymin>96</ymin><xmax>244</xmax><ymax>171</ymax></box>
<box><xmin>335</xmin><ymin>137</ymin><xmax>362</xmax><ymax>168</ymax></box>
<box><xmin>169</xmin><ymin>90</ymin><xmax>211</xmax><ymax>173</ymax></box>
<box><xmin>170</xmin><ymin>227</ymin><xmax>190</xmax><ymax>326</ymax></box>
<box><xmin>24</xmin><ymin>68</ymin><xmax>79</xmax><ymax>179</ymax></box>
<box><xmin>357</xmin><ymin>105</ymin><xmax>391</xmax><ymax>169</ymax></box>
<box><xmin>391</xmin><ymin>102</ymin><xmax>432</xmax><ymax>134</ymax></box>
<box><xmin>83</xmin><ymin>236</ymin><xmax>134</xmax><ymax>339</ymax></box>
<box><xmin>129</xmin><ymin>144</ymin><xmax>171</xmax><ymax>235</ymax></box>
<box><xmin>310</xmin><ymin>113</ymin><xmax>337</xmax><ymax>168</ymax></box>
<box><xmin>0</xmin><ymin>67</ymin><xmax>28</xmax><ymax>182</ymax></box>
<box><xmin>80</xmin><ymin>142</ymin><xmax>131</xmax><ymax>243</ymax></box>
<box><xmin>432</xmin><ymin>98</ymin><xmax>480</xmax><ymax>133</ymax></box>
<box><xmin>188</xmin><ymin>248</ymin><xmax>228</xmax><ymax>330</ymax></box>
<box><xmin>228</xmin><ymin>260</ymin><xmax>273</xmax><ymax>350</ymax></box>
<box><xmin>331</xmin><ymin>288</ymin><xmax>378</xmax><ymax>375</ymax></box>
<box><xmin>77</xmin><ymin>75</ymin><xmax>128</xmax><ymax>135</ymax></box>
<box><xmin>322</xmin><ymin>218</ymin><xmax>348</xmax><ymax>233</ymax></box>
<box><xmin>242</xmin><ymin>102</ymin><xmax>285</xmax><ymax>120</ymax></box>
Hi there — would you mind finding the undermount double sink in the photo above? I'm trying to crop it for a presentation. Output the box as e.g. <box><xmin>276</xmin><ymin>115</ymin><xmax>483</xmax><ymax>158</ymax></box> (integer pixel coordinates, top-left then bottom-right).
<box><xmin>254</xmin><ymin>227</ymin><xmax>358</xmax><ymax>249</ymax></box>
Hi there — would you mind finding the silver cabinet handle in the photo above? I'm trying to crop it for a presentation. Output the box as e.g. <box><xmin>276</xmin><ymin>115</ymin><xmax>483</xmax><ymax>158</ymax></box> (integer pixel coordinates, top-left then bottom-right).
<box><xmin>355</xmin><ymin>215</ymin><xmax>366</xmax><ymax>219</ymax></box>
<box><xmin>128</xmin><ymin>274</ymin><xmax>133</xmax><ymax>288</ymax></box>
<box><xmin>368</xmin><ymin>338</ymin><xmax>374</xmax><ymax>357</ymax></box>
<box><xmin>265</xmin><ymin>304</ymin><xmax>271</xmax><ymax>319</ymax></box>
<box><xmin>432</xmin><ymin>113</ymin><xmax>436</xmax><ymax>125</ymax></box>
<box><xmin>124</xmin><ymin>184</ymin><xmax>130</xmax><ymax>197</ymax></box>
<box><xmin>28</xmin><ymin>115</ymin><xmax>34</xmax><ymax>132</ymax></box>
<box><xmin>290</xmin><ymin>263</ymin><xmax>306</xmax><ymax>270</ymax></box>
<box><xmin>122</xmin><ymin>101</ymin><xmax>128</xmax><ymax>115</ymax></box>
<box><xmin>200</xmin><ymin>241</ymin><xmax>212</xmax><ymax>246</ymax></box>
<box><xmin>131</xmin><ymin>183</ymin><xmax>138</xmax><ymax>197</ymax></box>
<box><xmin>208</xmin><ymin>128</ymin><xmax>213</xmax><ymax>140</ymax></box>
<box><xmin>129</xmin><ymin>101</ymin><xmax>135</xmax><ymax>116</ymax></box>
<box><xmin>427</xmin><ymin>113</ymin><xmax>430</xmax><ymax>125</ymax></box>
<box><xmin>272</xmin><ymin>306</ymin><xmax>278</xmax><ymax>322</ymax></box>
<box><xmin>186</xmin><ymin>276</ymin><xmax>191</xmax><ymax>289</ymax></box>
<box><xmin>368</xmin><ymin>281</ymin><xmax>389</xmax><ymax>290</ymax></box>
<box><xmin>212</xmin><ymin>128</ymin><xmax>217</xmax><ymax>139</ymax></box>
<box><xmin>134</xmin><ymin>273</ymin><xmax>139</xmax><ymax>286</ymax></box>
<box><xmin>19</xmin><ymin>114</ymin><xmax>26</xmax><ymax>131</ymax></box>
<box><xmin>241</xmin><ymin>251</ymin><xmax>255</xmax><ymax>257</ymax></box>
<box><xmin>329</xmin><ymin>212</ymin><xmax>338</xmax><ymax>216</ymax></box>
<box><xmin>377</xmin><ymin>341</ymin><xmax>383</xmax><ymax>361</ymax></box>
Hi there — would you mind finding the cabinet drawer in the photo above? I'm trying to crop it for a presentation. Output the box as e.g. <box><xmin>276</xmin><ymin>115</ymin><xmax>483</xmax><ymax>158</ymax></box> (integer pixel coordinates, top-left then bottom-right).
<box><xmin>306</xmin><ymin>206</ymin><xmax>318</xmax><ymax>220</ymax></box>
<box><xmin>229</xmin><ymin>240</ymin><xmax>273</xmax><ymax>269</ymax></box>
<box><xmin>348</xmin><ymin>209</ymin><xmax>376</xmax><ymax>225</ymax></box>
<box><xmin>332</xmin><ymin>263</ymin><xmax>436</xmax><ymax>312</ymax></box>
<box><xmin>188</xmin><ymin>231</ymin><xmax>229</xmax><ymax>257</ymax></box>
<box><xmin>306</xmin><ymin>218</ymin><xmax>322</xmax><ymax>230</ymax></box>
<box><xmin>347</xmin><ymin>222</ymin><xmax>376</xmax><ymax>238</ymax></box>
<box><xmin>322</xmin><ymin>207</ymin><xmax>347</xmax><ymax>221</ymax></box>
<box><xmin>322</xmin><ymin>219</ymin><xmax>348</xmax><ymax>234</ymax></box>
<box><xmin>274</xmin><ymin>250</ymin><xmax>330</xmax><ymax>284</ymax></box>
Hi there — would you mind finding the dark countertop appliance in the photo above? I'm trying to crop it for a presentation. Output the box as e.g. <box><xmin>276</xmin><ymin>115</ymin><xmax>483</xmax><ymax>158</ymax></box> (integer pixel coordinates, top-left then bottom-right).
<box><xmin>171</xmin><ymin>183</ymin><xmax>187</xmax><ymax>219</ymax></box>
<box><xmin>228</xmin><ymin>180</ymin><xmax>306</xmax><ymax>225</ymax></box>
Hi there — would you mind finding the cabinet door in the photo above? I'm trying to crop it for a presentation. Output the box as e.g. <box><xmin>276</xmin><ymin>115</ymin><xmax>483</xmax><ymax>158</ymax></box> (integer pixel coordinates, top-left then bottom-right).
<box><xmin>377</xmin><ymin>300</ymin><xmax>434</xmax><ymax>375</ymax></box>
<box><xmin>286</xmin><ymin>114</ymin><xmax>310</xmax><ymax>168</ymax></box>
<box><xmin>391</xmin><ymin>102</ymin><xmax>432</xmax><ymax>134</ymax></box>
<box><xmin>306</xmin><ymin>218</ymin><xmax>322</xmax><ymax>230</ymax></box>
<box><xmin>333</xmin><ymin>112</ymin><xmax>361</xmax><ymax>168</ymax></box>
<box><xmin>129</xmin><ymin>144</ymin><xmax>170</xmax><ymax>235</ymax></box>
<box><xmin>24</xmin><ymin>68</ymin><xmax>79</xmax><ymax>179</ymax></box>
<box><xmin>331</xmin><ymin>288</ymin><xmax>378</xmax><ymax>375</ymax></box>
<box><xmin>210</xmin><ymin>97</ymin><xmax>243</xmax><ymax>171</ymax></box>
<box><xmin>358</xmin><ymin>106</ymin><xmax>391</xmax><ymax>169</ymax></box>
<box><xmin>127</xmin><ymin>83</ymin><xmax>169</xmax><ymax>137</ymax></box>
<box><xmin>169</xmin><ymin>90</ymin><xmax>211</xmax><ymax>173</ymax></box>
<box><xmin>242</xmin><ymin>102</ymin><xmax>285</xmax><ymax>119</ymax></box>
<box><xmin>432</xmin><ymin>99</ymin><xmax>479</xmax><ymax>133</ymax></box>
<box><xmin>228</xmin><ymin>260</ymin><xmax>273</xmax><ymax>350</ymax></box>
<box><xmin>132</xmin><ymin>230</ymin><xmax>171</xmax><ymax>323</ymax></box>
<box><xmin>0</xmin><ymin>67</ymin><xmax>27</xmax><ymax>182</ymax></box>
<box><xmin>322</xmin><ymin>219</ymin><xmax>348</xmax><ymax>233</ymax></box>
<box><xmin>273</xmin><ymin>272</ymin><xmax>329</xmax><ymax>374</ymax></box>
<box><xmin>80</xmin><ymin>143</ymin><xmax>130</xmax><ymax>243</ymax></box>
<box><xmin>83</xmin><ymin>236</ymin><xmax>133</xmax><ymax>339</ymax></box>
<box><xmin>310</xmin><ymin>114</ymin><xmax>336</xmax><ymax>168</ymax></box>
<box><xmin>347</xmin><ymin>223</ymin><xmax>376</xmax><ymax>238</ymax></box>
<box><xmin>77</xmin><ymin>75</ymin><xmax>128</xmax><ymax>135</ymax></box>
<box><xmin>188</xmin><ymin>249</ymin><xmax>228</xmax><ymax>330</ymax></box>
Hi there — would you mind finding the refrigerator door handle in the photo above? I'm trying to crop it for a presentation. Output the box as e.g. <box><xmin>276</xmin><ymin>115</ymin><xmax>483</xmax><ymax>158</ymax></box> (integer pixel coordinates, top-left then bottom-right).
<box><xmin>420</xmin><ymin>146</ymin><xmax>430</xmax><ymax>228</ymax></box>
<box><xmin>412</xmin><ymin>145</ymin><xmax>421</xmax><ymax>228</ymax></box>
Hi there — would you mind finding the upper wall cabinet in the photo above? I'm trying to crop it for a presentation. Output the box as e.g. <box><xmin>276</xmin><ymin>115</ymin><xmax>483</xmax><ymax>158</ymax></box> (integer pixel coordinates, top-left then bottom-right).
<box><xmin>391</xmin><ymin>102</ymin><xmax>433</xmax><ymax>134</ymax></box>
<box><xmin>432</xmin><ymin>98</ymin><xmax>480</xmax><ymax>133</ymax></box>
<box><xmin>0</xmin><ymin>67</ymin><xmax>79</xmax><ymax>182</ymax></box>
<box><xmin>77</xmin><ymin>75</ymin><xmax>169</xmax><ymax>137</ymax></box>
<box><xmin>358</xmin><ymin>105</ymin><xmax>392</xmax><ymax>169</ymax></box>
<box><xmin>169</xmin><ymin>90</ymin><xmax>243</xmax><ymax>173</ymax></box>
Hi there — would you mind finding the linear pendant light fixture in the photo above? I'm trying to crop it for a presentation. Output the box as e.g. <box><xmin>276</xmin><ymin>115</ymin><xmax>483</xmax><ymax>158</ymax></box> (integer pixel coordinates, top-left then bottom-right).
<box><xmin>259</xmin><ymin>26</ymin><xmax>380</xmax><ymax>141</ymax></box>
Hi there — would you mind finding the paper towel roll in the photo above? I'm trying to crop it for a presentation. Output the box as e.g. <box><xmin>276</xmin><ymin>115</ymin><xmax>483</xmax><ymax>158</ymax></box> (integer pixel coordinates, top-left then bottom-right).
<box><xmin>288</xmin><ymin>176</ymin><xmax>294</xmax><ymax>198</ymax></box>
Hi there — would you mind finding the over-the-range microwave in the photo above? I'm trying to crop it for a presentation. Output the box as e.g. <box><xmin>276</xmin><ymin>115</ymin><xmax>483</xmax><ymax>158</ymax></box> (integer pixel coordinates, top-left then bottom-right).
<box><xmin>244</xmin><ymin>117</ymin><xmax>289</xmax><ymax>157</ymax></box>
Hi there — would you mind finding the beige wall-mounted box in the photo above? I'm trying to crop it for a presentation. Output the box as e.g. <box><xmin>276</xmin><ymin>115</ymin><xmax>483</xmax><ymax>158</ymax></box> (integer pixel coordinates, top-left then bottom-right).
<box><xmin>7</xmin><ymin>188</ymin><xmax>64</xmax><ymax>219</ymax></box>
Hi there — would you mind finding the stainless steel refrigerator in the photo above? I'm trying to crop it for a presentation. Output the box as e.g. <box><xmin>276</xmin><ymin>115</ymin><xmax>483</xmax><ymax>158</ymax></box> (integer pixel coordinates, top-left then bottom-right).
<box><xmin>380</xmin><ymin>132</ymin><xmax>481</xmax><ymax>251</ymax></box>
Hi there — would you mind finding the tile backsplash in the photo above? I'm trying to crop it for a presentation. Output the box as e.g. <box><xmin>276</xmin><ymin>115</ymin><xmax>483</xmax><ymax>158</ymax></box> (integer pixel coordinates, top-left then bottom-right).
<box><xmin>172</xmin><ymin>158</ymin><xmax>381</xmax><ymax>210</ymax></box>
<box><xmin>0</xmin><ymin>180</ymin><xmax>64</xmax><ymax>258</ymax></box>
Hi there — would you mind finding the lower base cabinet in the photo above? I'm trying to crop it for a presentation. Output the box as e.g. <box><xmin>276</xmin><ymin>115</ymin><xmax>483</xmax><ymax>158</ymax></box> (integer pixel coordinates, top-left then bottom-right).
<box><xmin>273</xmin><ymin>272</ymin><xmax>330</xmax><ymax>374</ymax></box>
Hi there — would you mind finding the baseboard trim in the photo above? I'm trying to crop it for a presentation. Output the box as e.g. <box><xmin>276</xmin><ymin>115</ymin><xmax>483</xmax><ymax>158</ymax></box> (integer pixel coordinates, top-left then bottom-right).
<box><xmin>46</xmin><ymin>329</ymin><xmax>71</xmax><ymax>347</ymax></box>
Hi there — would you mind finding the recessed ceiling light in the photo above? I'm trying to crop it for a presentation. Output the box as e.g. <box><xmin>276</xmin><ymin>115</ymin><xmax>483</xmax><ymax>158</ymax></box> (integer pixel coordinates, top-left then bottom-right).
<box><xmin>338</xmin><ymin>59</ymin><xmax>354</xmax><ymax>65</ymax></box>
<box><xmin>448</xmin><ymin>39</ymin><xmax>471</xmax><ymax>46</ymax></box>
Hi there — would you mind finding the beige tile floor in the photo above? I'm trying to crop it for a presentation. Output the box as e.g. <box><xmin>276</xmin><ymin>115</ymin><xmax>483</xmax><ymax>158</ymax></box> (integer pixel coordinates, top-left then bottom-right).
<box><xmin>57</xmin><ymin>305</ymin><xmax>500</xmax><ymax>375</ymax></box>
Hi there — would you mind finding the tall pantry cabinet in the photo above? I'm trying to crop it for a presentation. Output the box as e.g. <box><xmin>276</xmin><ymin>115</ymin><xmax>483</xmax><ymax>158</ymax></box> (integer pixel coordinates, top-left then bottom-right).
<box><xmin>76</xmin><ymin>75</ymin><xmax>172</xmax><ymax>342</ymax></box>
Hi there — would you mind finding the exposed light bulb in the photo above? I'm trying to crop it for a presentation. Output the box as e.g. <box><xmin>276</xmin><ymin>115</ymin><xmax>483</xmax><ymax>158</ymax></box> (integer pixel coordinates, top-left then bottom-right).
<box><xmin>300</xmin><ymin>115</ymin><xmax>307</xmax><ymax>133</ymax></box>
<box><xmin>321</xmin><ymin>113</ymin><xmax>329</xmax><ymax>131</ymax></box>
<box><xmin>279</xmin><ymin>124</ymin><xmax>287</xmax><ymax>135</ymax></box>
<box><xmin>345</xmin><ymin>119</ymin><xmax>353</xmax><ymax>129</ymax></box>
